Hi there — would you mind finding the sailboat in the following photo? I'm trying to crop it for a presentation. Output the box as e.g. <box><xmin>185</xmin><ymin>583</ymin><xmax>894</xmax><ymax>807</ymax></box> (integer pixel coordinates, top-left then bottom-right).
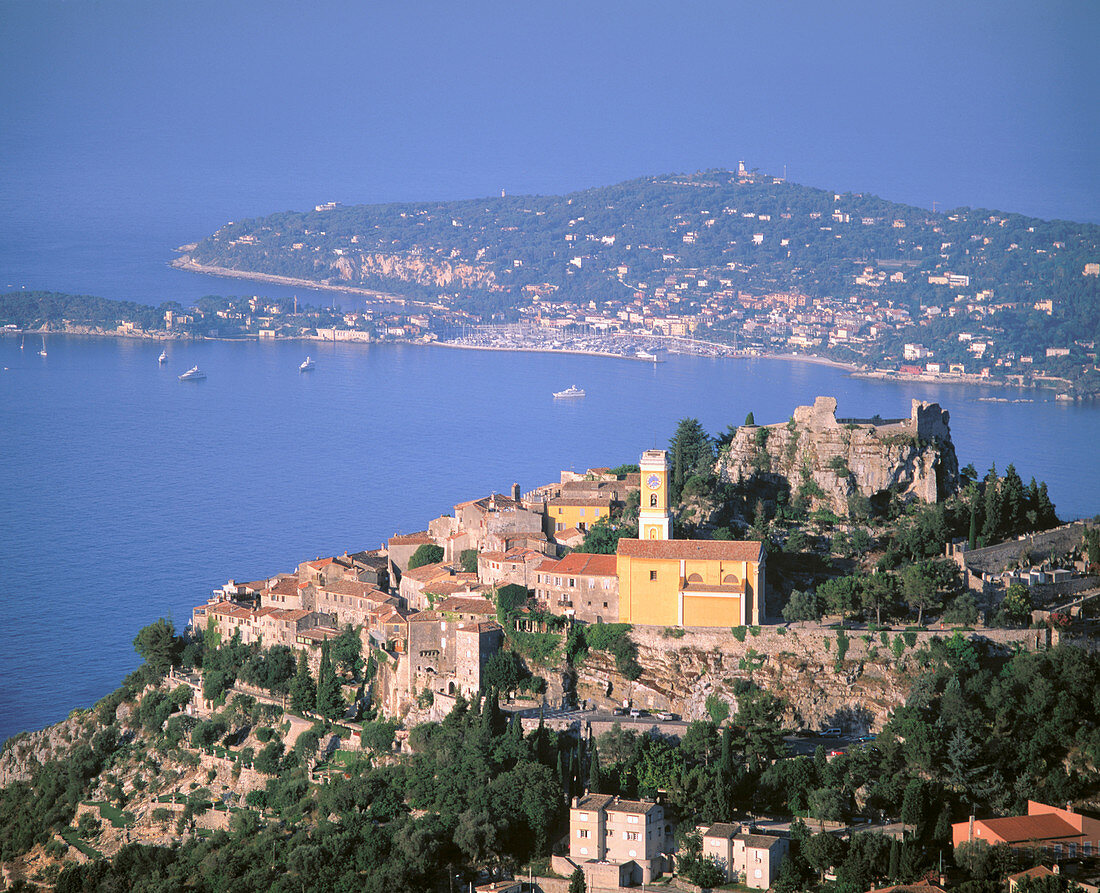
<box><xmin>19</xmin><ymin>335</ymin><xmax>24</xmax><ymax>350</ymax></box>
<box><xmin>158</xmin><ymin>348</ymin><xmax>168</xmax><ymax>364</ymax></box>
<box><xmin>299</xmin><ymin>355</ymin><xmax>315</xmax><ymax>372</ymax></box>
<box><xmin>37</xmin><ymin>335</ymin><xmax>47</xmax><ymax>357</ymax></box>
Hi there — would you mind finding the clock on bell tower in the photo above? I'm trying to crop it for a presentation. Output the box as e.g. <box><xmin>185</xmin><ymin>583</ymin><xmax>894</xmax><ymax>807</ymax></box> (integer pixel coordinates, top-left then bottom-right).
<box><xmin>637</xmin><ymin>449</ymin><xmax>671</xmax><ymax>540</ymax></box>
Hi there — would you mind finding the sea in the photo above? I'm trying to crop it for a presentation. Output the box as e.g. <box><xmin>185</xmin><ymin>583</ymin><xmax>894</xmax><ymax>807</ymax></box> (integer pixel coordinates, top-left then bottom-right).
<box><xmin>2</xmin><ymin>325</ymin><xmax>1098</xmax><ymax>742</ymax></box>
<box><xmin>2</xmin><ymin>170</ymin><xmax>1099</xmax><ymax>743</ymax></box>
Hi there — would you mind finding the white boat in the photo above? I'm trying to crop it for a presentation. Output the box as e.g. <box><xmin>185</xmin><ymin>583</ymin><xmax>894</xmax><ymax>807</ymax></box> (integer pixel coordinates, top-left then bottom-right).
<box><xmin>37</xmin><ymin>335</ymin><xmax>47</xmax><ymax>357</ymax></box>
<box><xmin>158</xmin><ymin>349</ymin><xmax>168</xmax><ymax>364</ymax></box>
<box><xmin>19</xmin><ymin>335</ymin><xmax>24</xmax><ymax>350</ymax></box>
<box><xmin>553</xmin><ymin>384</ymin><xmax>585</xmax><ymax>399</ymax></box>
<box><xmin>299</xmin><ymin>356</ymin><xmax>315</xmax><ymax>372</ymax></box>
<box><xmin>178</xmin><ymin>365</ymin><xmax>206</xmax><ymax>381</ymax></box>
<box><xmin>636</xmin><ymin>350</ymin><xmax>659</xmax><ymax>362</ymax></box>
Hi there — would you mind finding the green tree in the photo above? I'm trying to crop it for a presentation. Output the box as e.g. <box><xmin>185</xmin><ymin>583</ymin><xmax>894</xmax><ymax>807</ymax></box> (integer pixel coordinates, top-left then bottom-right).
<box><xmin>289</xmin><ymin>652</ymin><xmax>315</xmax><ymax>713</ymax></box>
<box><xmin>408</xmin><ymin>544</ymin><xmax>444</xmax><ymax>570</ymax></box>
<box><xmin>1001</xmin><ymin>583</ymin><xmax>1032</xmax><ymax>624</ymax></box>
<box><xmin>133</xmin><ymin>619</ymin><xmax>184</xmax><ymax>675</ymax></box>
<box><xmin>330</xmin><ymin>625</ymin><xmax>363</xmax><ymax>678</ymax></box>
<box><xmin>669</xmin><ymin>417</ymin><xmax>714</xmax><ymax>501</ymax></box>
<box><xmin>818</xmin><ymin>575</ymin><xmax>862</xmax><ymax>620</ymax></box>
<box><xmin>460</xmin><ymin>549</ymin><xmax>479</xmax><ymax>573</ymax></box>
<box><xmin>569</xmin><ymin>867</ymin><xmax>586</xmax><ymax>893</ymax></box>
<box><xmin>744</xmin><ymin>411</ymin><xmax>756</xmax><ymax>426</ymax></box>
<box><xmin>861</xmin><ymin>573</ymin><xmax>898</xmax><ymax>625</ymax></box>
<box><xmin>315</xmin><ymin>640</ymin><xmax>344</xmax><ymax>720</ymax></box>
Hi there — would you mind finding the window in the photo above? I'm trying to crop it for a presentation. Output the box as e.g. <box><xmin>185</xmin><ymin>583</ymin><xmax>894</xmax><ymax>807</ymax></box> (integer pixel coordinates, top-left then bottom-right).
<box><xmin>627</xmin><ymin>816</ymin><xmax>638</xmax><ymax>824</ymax></box>
<box><xmin>579</xmin><ymin>508</ymin><xmax>586</xmax><ymax>517</ymax></box>
<box><xmin>650</xmin><ymin>570</ymin><xmax>658</xmax><ymax>581</ymax></box>
<box><xmin>755</xmin><ymin>869</ymin><xmax>763</xmax><ymax>879</ymax></box>
<box><xmin>650</xmin><ymin>494</ymin><xmax>657</xmax><ymax>507</ymax></box>
<box><xmin>569</xmin><ymin>578</ymin><xmax>575</xmax><ymax>587</ymax></box>
<box><xmin>624</xmin><ymin>831</ymin><xmax>639</xmax><ymax>840</ymax></box>
<box><xmin>603</xmin><ymin>602</ymin><xmax>608</xmax><ymax>608</ymax></box>
<box><xmin>579</xmin><ymin>847</ymin><xmax>588</xmax><ymax>855</ymax></box>
<box><xmin>577</xmin><ymin>813</ymin><xmax>588</xmax><ymax>821</ymax></box>
<box><xmin>577</xmin><ymin>829</ymin><xmax>589</xmax><ymax>839</ymax></box>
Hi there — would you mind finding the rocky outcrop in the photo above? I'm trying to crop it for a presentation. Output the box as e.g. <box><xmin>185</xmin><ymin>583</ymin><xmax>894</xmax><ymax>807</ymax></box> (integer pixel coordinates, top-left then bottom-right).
<box><xmin>574</xmin><ymin>624</ymin><xmax>1045</xmax><ymax>733</ymax></box>
<box><xmin>717</xmin><ymin>396</ymin><xmax>958</xmax><ymax>516</ymax></box>
<box><xmin>330</xmin><ymin>251</ymin><xmax>497</xmax><ymax>290</ymax></box>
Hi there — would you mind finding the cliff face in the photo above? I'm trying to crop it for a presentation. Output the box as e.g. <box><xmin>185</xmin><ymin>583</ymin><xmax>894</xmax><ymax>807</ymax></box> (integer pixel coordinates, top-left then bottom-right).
<box><xmin>332</xmin><ymin>251</ymin><xmax>497</xmax><ymax>290</ymax></box>
<box><xmin>717</xmin><ymin>396</ymin><xmax>959</xmax><ymax>515</ymax></box>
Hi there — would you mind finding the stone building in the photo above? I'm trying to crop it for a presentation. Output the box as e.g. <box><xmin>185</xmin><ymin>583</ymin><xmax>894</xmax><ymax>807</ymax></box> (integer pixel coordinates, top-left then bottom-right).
<box><xmin>566</xmin><ymin>793</ymin><xmax>674</xmax><ymax>884</ymax></box>
<box><xmin>534</xmin><ymin>553</ymin><xmax>619</xmax><ymax>623</ymax></box>
<box><xmin>701</xmin><ymin>824</ymin><xmax>789</xmax><ymax>888</ymax></box>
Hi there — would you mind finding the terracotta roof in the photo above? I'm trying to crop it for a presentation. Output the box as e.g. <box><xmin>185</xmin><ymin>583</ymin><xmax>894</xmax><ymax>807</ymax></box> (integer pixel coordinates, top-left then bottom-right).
<box><xmin>437</xmin><ymin>595</ymin><xmax>497</xmax><ymax>615</ymax></box>
<box><xmin>736</xmin><ymin>832</ymin><xmax>783</xmax><ymax>849</ymax></box>
<box><xmin>479</xmin><ymin>550</ymin><xmax>508</xmax><ymax>561</ymax></box>
<box><xmin>617</xmin><ymin>539</ymin><xmax>764</xmax><ymax>562</ymax></box>
<box><xmin>1007</xmin><ymin>867</ymin><xmax>1056</xmax><ymax>884</ymax></box>
<box><xmin>276</xmin><ymin>608</ymin><xmax>311</xmax><ymax>621</ymax></box>
<box><xmin>268</xmin><ymin>576</ymin><xmax>301</xmax><ymax>596</ymax></box>
<box><xmin>704</xmin><ymin>823</ymin><xmax>741</xmax><ymax>840</ymax></box>
<box><xmin>457</xmin><ymin>621</ymin><xmax>503</xmax><ymax>634</ymax></box>
<box><xmin>976</xmin><ymin>813</ymin><xmax>1083</xmax><ymax>844</ymax></box>
<box><xmin>401</xmin><ymin>561</ymin><xmax>454</xmax><ymax>582</ymax></box>
<box><xmin>407</xmin><ymin>610</ymin><xmax>442</xmax><ymax>623</ymax></box>
<box><xmin>542</xmin><ymin>553</ymin><xmax>618</xmax><ymax>577</ymax></box>
<box><xmin>682</xmin><ymin>582</ymin><xmax>745</xmax><ymax>594</ymax></box>
<box><xmin>456</xmin><ymin>493</ymin><xmax>522</xmax><ymax>512</ymax></box>
<box><xmin>322</xmin><ymin>579</ymin><xmax>387</xmax><ymax>599</ymax></box>
<box><xmin>575</xmin><ymin>793</ymin><xmax>615</xmax><ymax>811</ymax></box>
<box><xmin>555</xmin><ymin>527</ymin><xmax>585</xmax><ymax>543</ymax></box>
<box><xmin>388</xmin><ymin>531</ymin><xmax>434</xmax><ymax>545</ymax></box>
<box><xmin>549</xmin><ymin>496</ymin><xmax>613</xmax><ymax>507</ymax></box>
<box><xmin>606</xmin><ymin>797</ymin><xmax>660</xmax><ymax>815</ymax></box>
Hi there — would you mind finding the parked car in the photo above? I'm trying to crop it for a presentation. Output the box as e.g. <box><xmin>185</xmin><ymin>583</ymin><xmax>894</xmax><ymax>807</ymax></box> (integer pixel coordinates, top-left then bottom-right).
<box><xmin>655</xmin><ymin>712</ymin><xmax>676</xmax><ymax>721</ymax></box>
<box><xmin>822</xmin><ymin>727</ymin><xmax>843</xmax><ymax>738</ymax></box>
<box><xmin>629</xmin><ymin>708</ymin><xmax>648</xmax><ymax>718</ymax></box>
<box><xmin>612</xmin><ymin>707</ymin><xmax>627</xmax><ymax>716</ymax></box>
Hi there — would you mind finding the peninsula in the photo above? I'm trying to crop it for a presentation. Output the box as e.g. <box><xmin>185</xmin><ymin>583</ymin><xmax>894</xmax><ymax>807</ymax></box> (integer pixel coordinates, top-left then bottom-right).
<box><xmin>177</xmin><ymin>167</ymin><xmax>1100</xmax><ymax>398</ymax></box>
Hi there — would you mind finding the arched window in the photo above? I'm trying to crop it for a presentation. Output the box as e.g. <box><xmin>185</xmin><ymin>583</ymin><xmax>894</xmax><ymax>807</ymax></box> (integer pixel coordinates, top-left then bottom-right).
<box><xmin>650</xmin><ymin>494</ymin><xmax>658</xmax><ymax>507</ymax></box>
<box><xmin>687</xmin><ymin>573</ymin><xmax>703</xmax><ymax>583</ymax></box>
<box><xmin>648</xmin><ymin>528</ymin><xmax>658</xmax><ymax>539</ymax></box>
<box><xmin>723</xmin><ymin>573</ymin><xmax>739</xmax><ymax>584</ymax></box>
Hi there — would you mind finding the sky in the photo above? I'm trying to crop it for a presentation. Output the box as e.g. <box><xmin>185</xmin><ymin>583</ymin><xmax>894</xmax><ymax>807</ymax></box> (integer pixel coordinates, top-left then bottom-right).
<box><xmin>1</xmin><ymin>0</ymin><xmax>1099</xmax><ymax>249</ymax></box>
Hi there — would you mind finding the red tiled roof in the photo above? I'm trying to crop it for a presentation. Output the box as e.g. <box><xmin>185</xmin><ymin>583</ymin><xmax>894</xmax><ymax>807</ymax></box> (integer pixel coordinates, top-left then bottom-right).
<box><xmin>976</xmin><ymin>813</ymin><xmax>1083</xmax><ymax>844</ymax></box>
<box><xmin>437</xmin><ymin>595</ymin><xmax>496</xmax><ymax>615</ymax></box>
<box><xmin>322</xmin><ymin>579</ymin><xmax>387</xmax><ymax>599</ymax></box>
<box><xmin>268</xmin><ymin>576</ymin><xmax>301</xmax><ymax>596</ymax></box>
<box><xmin>542</xmin><ymin>552</ymin><xmax>618</xmax><ymax>577</ymax></box>
<box><xmin>617</xmin><ymin>539</ymin><xmax>763</xmax><ymax>562</ymax></box>
<box><xmin>388</xmin><ymin>531</ymin><xmax>434</xmax><ymax>545</ymax></box>
<box><xmin>401</xmin><ymin>561</ymin><xmax>454</xmax><ymax>582</ymax></box>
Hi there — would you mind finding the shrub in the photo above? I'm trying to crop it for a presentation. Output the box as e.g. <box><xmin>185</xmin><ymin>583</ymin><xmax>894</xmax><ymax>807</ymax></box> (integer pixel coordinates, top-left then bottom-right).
<box><xmin>836</xmin><ymin>629</ymin><xmax>849</xmax><ymax>662</ymax></box>
<box><xmin>731</xmin><ymin>626</ymin><xmax>747</xmax><ymax>642</ymax></box>
<box><xmin>705</xmin><ymin>694</ymin><xmax>730</xmax><ymax>725</ymax></box>
<box><xmin>407</xmin><ymin>544</ymin><xmax>444</xmax><ymax>570</ymax></box>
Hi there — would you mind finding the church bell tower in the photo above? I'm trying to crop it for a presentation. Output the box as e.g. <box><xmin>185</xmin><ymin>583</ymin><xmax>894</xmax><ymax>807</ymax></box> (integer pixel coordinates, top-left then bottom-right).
<box><xmin>638</xmin><ymin>450</ymin><xmax>672</xmax><ymax>540</ymax></box>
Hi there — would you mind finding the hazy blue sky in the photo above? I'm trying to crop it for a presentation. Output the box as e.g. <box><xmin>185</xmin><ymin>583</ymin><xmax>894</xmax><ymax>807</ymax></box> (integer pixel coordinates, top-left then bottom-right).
<box><xmin>2</xmin><ymin>0</ymin><xmax>1098</xmax><ymax>235</ymax></box>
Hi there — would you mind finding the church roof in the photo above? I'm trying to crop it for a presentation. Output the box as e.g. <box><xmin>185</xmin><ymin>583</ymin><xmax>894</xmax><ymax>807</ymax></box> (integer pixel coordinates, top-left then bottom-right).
<box><xmin>617</xmin><ymin>539</ymin><xmax>763</xmax><ymax>562</ymax></box>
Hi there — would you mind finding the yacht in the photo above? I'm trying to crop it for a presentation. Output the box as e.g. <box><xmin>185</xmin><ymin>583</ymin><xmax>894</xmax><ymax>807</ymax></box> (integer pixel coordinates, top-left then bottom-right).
<box><xmin>158</xmin><ymin>349</ymin><xmax>168</xmax><ymax>364</ymax></box>
<box><xmin>553</xmin><ymin>384</ymin><xmax>585</xmax><ymax>399</ymax></box>
<box><xmin>299</xmin><ymin>355</ymin><xmax>315</xmax><ymax>372</ymax></box>
<box><xmin>37</xmin><ymin>335</ymin><xmax>47</xmax><ymax>357</ymax></box>
<box><xmin>635</xmin><ymin>349</ymin><xmax>659</xmax><ymax>362</ymax></box>
<box><xmin>178</xmin><ymin>365</ymin><xmax>206</xmax><ymax>381</ymax></box>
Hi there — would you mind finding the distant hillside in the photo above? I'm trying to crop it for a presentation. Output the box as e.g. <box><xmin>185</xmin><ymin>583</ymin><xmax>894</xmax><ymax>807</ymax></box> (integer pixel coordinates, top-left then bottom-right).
<box><xmin>185</xmin><ymin>169</ymin><xmax>1100</xmax><ymax>333</ymax></box>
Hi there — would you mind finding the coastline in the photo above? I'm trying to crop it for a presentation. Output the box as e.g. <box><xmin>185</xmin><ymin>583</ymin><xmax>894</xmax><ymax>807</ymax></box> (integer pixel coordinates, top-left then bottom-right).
<box><xmin>430</xmin><ymin>340</ymin><xmax>660</xmax><ymax>362</ymax></box>
<box><xmin>171</xmin><ymin>256</ymin><xmax>415</xmax><ymax>306</ymax></box>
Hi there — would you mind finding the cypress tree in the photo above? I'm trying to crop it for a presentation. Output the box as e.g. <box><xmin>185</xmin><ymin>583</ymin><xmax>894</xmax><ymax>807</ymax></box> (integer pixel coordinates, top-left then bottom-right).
<box><xmin>587</xmin><ymin>742</ymin><xmax>602</xmax><ymax>794</ymax></box>
<box><xmin>289</xmin><ymin>652</ymin><xmax>315</xmax><ymax>714</ymax></box>
<box><xmin>315</xmin><ymin>640</ymin><xmax>343</xmax><ymax>720</ymax></box>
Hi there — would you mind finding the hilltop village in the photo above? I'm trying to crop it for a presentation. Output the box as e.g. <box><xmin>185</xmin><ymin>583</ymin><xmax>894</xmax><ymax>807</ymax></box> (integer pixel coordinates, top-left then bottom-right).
<box><xmin>4</xmin><ymin>397</ymin><xmax>1100</xmax><ymax>892</ymax></box>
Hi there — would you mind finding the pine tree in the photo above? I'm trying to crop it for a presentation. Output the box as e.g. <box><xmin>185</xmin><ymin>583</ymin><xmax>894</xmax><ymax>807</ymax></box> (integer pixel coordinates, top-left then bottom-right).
<box><xmin>289</xmin><ymin>652</ymin><xmax>315</xmax><ymax>714</ymax></box>
<box><xmin>888</xmin><ymin>838</ymin><xmax>900</xmax><ymax>880</ymax></box>
<box><xmin>745</xmin><ymin>411</ymin><xmax>755</xmax><ymax>426</ymax></box>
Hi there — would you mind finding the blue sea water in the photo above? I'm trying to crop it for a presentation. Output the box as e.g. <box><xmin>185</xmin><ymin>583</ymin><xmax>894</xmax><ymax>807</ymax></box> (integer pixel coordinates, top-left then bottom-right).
<box><xmin>1</xmin><ymin>331</ymin><xmax>1098</xmax><ymax>743</ymax></box>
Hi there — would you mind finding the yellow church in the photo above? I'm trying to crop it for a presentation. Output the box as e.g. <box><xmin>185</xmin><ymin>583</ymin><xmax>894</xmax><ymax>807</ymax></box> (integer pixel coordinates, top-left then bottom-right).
<box><xmin>616</xmin><ymin>449</ymin><xmax>766</xmax><ymax>627</ymax></box>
